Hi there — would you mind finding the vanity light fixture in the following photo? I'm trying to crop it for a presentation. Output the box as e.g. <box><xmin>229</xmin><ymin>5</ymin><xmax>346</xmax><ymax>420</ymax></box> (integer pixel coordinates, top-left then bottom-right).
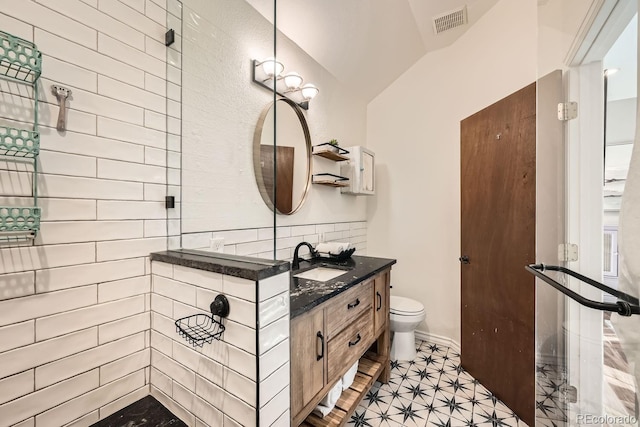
<box><xmin>258</xmin><ymin>57</ymin><xmax>284</xmax><ymax>79</ymax></box>
<box><xmin>283</xmin><ymin>72</ymin><xmax>303</xmax><ymax>90</ymax></box>
<box><xmin>252</xmin><ymin>58</ymin><xmax>319</xmax><ymax>110</ymax></box>
<box><xmin>301</xmin><ymin>83</ymin><xmax>319</xmax><ymax>100</ymax></box>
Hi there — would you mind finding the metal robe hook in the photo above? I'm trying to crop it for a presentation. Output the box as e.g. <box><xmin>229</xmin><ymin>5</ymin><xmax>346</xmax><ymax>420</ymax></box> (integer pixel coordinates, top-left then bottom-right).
<box><xmin>51</xmin><ymin>85</ymin><xmax>72</xmax><ymax>132</ymax></box>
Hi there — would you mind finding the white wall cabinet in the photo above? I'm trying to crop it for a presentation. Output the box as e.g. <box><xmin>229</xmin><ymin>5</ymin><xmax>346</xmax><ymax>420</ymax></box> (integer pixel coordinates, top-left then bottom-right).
<box><xmin>340</xmin><ymin>146</ymin><xmax>375</xmax><ymax>195</ymax></box>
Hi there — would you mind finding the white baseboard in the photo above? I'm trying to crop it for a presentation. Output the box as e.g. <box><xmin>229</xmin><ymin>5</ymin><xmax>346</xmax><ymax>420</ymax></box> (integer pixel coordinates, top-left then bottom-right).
<box><xmin>536</xmin><ymin>352</ymin><xmax>565</xmax><ymax>368</ymax></box>
<box><xmin>414</xmin><ymin>330</ymin><xmax>461</xmax><ymax>354</ymax></box>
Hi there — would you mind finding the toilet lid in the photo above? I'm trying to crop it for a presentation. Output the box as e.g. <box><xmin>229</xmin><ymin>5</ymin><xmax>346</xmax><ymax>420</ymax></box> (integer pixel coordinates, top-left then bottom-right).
<box><xmin>390</xmin><ymin>295</ymin><xmax>424</xmax><ymax>314</ymax></box>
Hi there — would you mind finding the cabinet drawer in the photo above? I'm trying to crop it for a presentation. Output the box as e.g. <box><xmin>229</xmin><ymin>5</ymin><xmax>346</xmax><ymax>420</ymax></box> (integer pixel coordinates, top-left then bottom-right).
<box><xmin>327</xmin><ymin>310</ymin><xmax>373</xmax><ymax>382</ymax></box>
<box><xmin>326</xmin><ymin>280</ymin><xmax>373</xmax><ymax>338</ymax></box>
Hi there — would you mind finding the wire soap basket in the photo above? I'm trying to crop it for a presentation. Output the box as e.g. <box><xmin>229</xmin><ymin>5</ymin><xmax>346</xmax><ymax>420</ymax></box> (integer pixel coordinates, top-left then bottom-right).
<box><xmin>175</xmin><ymin>294</ymin><xmax>230</xmax><ymax>347</ymax></box>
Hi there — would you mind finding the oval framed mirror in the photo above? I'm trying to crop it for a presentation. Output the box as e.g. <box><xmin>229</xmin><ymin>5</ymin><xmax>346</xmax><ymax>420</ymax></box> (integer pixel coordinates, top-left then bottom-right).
<box><xmin>253</xmin><ymin>98</ymin><xmax>312</xmax><ymax>215</ymax></box>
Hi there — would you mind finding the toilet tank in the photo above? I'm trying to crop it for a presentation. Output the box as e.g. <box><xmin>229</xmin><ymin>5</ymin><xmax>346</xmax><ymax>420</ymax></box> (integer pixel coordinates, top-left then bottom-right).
<box><xmin>340</xmin><ymin>146</ymin><xmax>375</xmax><ymax>195</ymax></box>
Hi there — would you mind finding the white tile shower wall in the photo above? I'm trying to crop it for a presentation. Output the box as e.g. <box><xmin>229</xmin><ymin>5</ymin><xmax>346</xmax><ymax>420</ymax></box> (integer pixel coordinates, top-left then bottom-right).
<box><xmin>150</xmin><ymin>261</ymin><xmax>290</xmax><ymax>427</ymax></box>
<box><xmin>181</xmin><ymin>220</ymin><xmax>368</xmax><ymax>260</ymax></box>
<box><xmin>0</xmin><ymin>1</ymin><xmax>176</xmax><ymax>425</ymax></box>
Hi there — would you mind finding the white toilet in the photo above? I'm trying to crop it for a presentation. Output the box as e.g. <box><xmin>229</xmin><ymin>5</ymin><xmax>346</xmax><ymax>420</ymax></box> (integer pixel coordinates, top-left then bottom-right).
<box><xmin>390</xmin><ymin>295</ymin><xmax>426</xmax><ymax>361</ymax></box>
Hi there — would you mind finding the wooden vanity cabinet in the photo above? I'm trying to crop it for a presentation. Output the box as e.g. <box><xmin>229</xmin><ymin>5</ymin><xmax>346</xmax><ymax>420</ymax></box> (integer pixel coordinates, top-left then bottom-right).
<box><xmin>325</xmin><ymin>281</ymin><xmax>372</xmax><ymax>339</ymax></box>
<box><xmin>291</xmin><ymin>308</ymin><xmax>326</xmax><ymax>417</ymax></box>
<box><xmin>326</xmin><ymin>286</ymin><xmax>373</xmax><ymax>382</ymax></box>
<box><xmin>373</xmin><ymin>269</ymin><xmax>391</xmax><ymax>384</ymax></box>
<box><xmin>291</xmin><ymin>268</ymin><xmax>392</xmax><ymax>427</ymax></box>
<box><xmin>373</xmin><ymin>270</ymin><xmax>390</xmax><ymax>334</ymax></box>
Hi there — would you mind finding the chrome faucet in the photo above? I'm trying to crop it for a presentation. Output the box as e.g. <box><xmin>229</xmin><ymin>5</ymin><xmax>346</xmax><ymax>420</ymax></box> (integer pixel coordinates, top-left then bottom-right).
<box><xmin>292</xmin><ymin>242</ymin><xmax>317</xmax><ymax>270</ymax></box>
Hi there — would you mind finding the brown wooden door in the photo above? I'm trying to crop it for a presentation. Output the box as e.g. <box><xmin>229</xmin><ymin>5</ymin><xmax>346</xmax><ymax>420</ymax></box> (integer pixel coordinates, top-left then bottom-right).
<box><xmin>290</xmin><ymin>307</ymin><xmax>325</xmax><ymax>419</ymax></box>
<box><xmin>460</xmin><ymin>82</ymin><xmax>536</xmax><ymax>425</ymax></box>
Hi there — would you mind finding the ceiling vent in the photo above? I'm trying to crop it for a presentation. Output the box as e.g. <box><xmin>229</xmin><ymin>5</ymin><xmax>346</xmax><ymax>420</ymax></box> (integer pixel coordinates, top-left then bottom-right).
<box><xmin>432</xmin><ymin>6</ymin><xmax>468</xmax><ymax>34</ymax></box>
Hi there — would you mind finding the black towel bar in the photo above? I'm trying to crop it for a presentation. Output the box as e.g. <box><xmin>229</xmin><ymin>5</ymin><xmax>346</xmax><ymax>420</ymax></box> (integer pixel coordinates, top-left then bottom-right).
<box><xmin>525</xmin><ymin>264</ymin><xmax>640</xmax><ymax>317</ymax></box>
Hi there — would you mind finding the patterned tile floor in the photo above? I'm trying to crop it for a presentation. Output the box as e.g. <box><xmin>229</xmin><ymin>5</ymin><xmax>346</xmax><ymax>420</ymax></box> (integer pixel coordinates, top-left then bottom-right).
<box><xmin>535</xmin><ymin>313</ymin><xmax>639</xmax><ymax>427</ymax></box>
<box><xmin>347</xmin><ymin>340</ymin><xmax>528</xmax><ymax>427</ymax></box>
<box><xmin>535</xmin><ymin>362</ymin><xmax>568</xmax><ymax>426</ymax></box>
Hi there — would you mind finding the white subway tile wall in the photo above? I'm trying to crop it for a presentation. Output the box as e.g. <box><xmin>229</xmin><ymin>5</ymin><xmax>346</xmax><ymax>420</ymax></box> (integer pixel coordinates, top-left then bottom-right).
<box><xmin>150</xmin><ymin>261</ymin><xmax>290</xmax><ymax>426</ymax></box>
<box><xmin>182</xmin><ymin>221</ymin><xmax>368</xmax><ymax>259</ymax></box>
<box><xmin>0</xmin><ymin>0</ymin><xmax>177</xmax><ymax>425</ymax></box>
<box><xmin>257</xmin><ymin>273</ymin><xmax>289</xmax><ymax>423</ymax></box>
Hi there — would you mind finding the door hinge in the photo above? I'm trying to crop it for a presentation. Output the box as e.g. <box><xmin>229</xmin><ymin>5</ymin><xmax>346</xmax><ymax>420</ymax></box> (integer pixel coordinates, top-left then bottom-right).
<box><xmin>558</xmin><ymin>102</ymin><xmax>578</xmax><ymax>121</ymax></box>
<box><xmin>561</xmin><ymin>384</ymin><xmax>578</xmax><ymax>403</ymax></box>
<box><xmin>558</xmin><ymin>243</ymin><xmax>578</xmax><ymax>262</ymax></box>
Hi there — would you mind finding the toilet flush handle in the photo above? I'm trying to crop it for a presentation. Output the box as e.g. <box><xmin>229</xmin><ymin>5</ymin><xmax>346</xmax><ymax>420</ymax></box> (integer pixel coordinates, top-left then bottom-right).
<box><xmin>459</xmin><ymin>255</ymin><xmax>470</xmax><ymax>264</ymax></box>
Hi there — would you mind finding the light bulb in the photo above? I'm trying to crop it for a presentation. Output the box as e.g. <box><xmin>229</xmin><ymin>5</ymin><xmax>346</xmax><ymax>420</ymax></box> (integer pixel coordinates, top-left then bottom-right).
<box><xmin>261</xmin><ymin>57</ymin><xmax>284</xmax><ymax>77</ymax></box>
<box><xmin>283</xmin><ymin>72</ymin><xmax>303</xmax><ymax>89</ymax></box>
<box><xmin>301</xmin><ymin>83</ymin><xmax>319</xmax><ymax>100</ymax></box>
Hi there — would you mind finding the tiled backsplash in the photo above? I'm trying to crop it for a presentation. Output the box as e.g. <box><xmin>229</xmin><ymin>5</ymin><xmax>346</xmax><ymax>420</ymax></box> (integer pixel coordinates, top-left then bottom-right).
<box><xmin>181</xmin><ymin>221</ymin><xmax>368</xmax><ymax>260</ymax></box>
<box><xmin>150</xmin><ymin>261</ymin><xmax>290</xmax><ymax>426</ymax></box>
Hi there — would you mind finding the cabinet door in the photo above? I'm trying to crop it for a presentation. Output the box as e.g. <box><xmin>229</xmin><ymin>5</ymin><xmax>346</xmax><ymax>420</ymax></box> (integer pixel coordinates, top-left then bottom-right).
<box><xmin>373</xmin><ymin>271</ymin><xmax>389</xmax><ymax>333</ymax></box>
<box><xmin>290</xmin><ymin>307</ymin><xmax>325</xmax><ymax>417</ymax></box>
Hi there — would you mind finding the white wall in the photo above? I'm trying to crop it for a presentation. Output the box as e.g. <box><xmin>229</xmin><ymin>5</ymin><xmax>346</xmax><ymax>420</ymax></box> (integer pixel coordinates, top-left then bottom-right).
<box><xmin>0</xmin><ymin>1</ymin><xmax>173</xmax><ymax>425</ymax></box>
<box><xmin>607</xmin><ymin>98</ymin><xmax>638</xmax><ymax>144</ymax></box>
<box><xmin>180</xmin><ymin>0</ymin><xmax>368</xmax><ymax>236</ymax></box>
<box><xmin>537</xmin><ymin>0</ymin><xmax>596</xmax><ymax>74</ymax></box>
<box><xmin>605</xmin><ymin>98</ymin><xmax>636</xmax><ymax>219</ymax></box>
<box><xmin>366</xmin><ymin>0</ymin><xmax>537</xmax><ymax>343</ymax></box>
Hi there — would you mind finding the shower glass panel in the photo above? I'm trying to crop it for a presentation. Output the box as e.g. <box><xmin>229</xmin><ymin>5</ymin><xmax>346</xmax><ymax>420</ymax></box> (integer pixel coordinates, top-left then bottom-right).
<box><xmin>169</xmin><ymin>0</ymin><xmax>278</xmax><ymax>259</ymax></box>
<box><xmin>536</xmin><ymin>2</ymin><xmax>639</xmax><ymax>426</ymax></box>
<box><xmin>269</xmin><ymin>1</ymin><xmax>370</xmax><ymax>261</ymax></box>
<box><xmin>165</xmin><ymin>0</ymin><xmax>182</xmax><ymax>251</ymax></box>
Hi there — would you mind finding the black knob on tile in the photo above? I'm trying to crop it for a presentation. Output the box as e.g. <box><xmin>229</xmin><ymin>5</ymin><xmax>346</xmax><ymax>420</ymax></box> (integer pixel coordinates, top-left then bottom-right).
<box><xmin>210</xmin><ymin>294</ymin><xmax>230</xmax><ymax>318</ymax></box>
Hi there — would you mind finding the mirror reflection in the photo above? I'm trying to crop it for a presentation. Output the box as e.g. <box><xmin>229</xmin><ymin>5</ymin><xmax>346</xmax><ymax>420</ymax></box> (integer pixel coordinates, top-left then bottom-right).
<box><xmin>253</xmin><ymin>98</ymin><xmax>311</xmax><ymax>215</ymax></box>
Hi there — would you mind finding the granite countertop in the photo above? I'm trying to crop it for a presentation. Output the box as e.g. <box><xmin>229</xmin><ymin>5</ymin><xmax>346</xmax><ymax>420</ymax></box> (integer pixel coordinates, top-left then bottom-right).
<box><xmin>150</xmin><ymin>249</ymin><xmax>290</xmax><ymax>281</ymax></box>
<box><xmin>290</xmin><ymin>255</ymin><xmax>396</xmax><ymax>318</ymax></box>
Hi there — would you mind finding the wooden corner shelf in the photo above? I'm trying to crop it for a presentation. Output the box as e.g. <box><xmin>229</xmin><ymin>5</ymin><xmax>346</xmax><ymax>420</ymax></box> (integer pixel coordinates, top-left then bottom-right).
<box><xmin>313</xmin><ymin>181</ymin><xmax>350</xmax><ymax>188</ymax></box>
<box><xmin>312</xmin><ymin>173</ymin><xmax>349</xmax><ymax>187</ymax></box>
<box><xmin>312</xmin><ymin>143</ymin><xmax>350</xmax><ymax>162</ymax></box>
<box><xmin>313</xmin><ymin>150</ymin><xmax>350</xmax><ymax>162</ymax></box>
<box><xmin>300</xmin><ymin>352</ymin><xmax>385</xmax><ymax>427</ymax></box>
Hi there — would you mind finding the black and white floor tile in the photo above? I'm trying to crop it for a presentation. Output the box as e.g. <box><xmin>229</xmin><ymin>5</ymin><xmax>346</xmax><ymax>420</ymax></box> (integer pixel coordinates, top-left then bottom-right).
<box><xmin>533</xmin><ymin>314</ymin><xmax>640</xmax><ymax>427</ymax></box>
<box><xmin>347</xmin><ymin>341</ymin><xmax>528</xmax><ymax>427</ymax></box>
<box><xmin>535</xmin><ymin>362</ymin><xmax>568</xmax><ymax>427</ymax></box>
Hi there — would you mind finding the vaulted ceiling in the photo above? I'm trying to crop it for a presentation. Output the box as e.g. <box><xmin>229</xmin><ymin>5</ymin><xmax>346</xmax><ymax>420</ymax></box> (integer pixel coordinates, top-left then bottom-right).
<box><xmin>246</xmin><ymin>0</ymin><xmax>500</xmax><ymax>102</ymax></box>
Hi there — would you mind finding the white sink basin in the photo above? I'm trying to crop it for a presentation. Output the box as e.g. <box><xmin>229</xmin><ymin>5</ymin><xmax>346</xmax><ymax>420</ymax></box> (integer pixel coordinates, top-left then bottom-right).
<box><xmin>294</xmin><ymin>266</ymin><xmax>347</xmax><ymax>282</ymax></box>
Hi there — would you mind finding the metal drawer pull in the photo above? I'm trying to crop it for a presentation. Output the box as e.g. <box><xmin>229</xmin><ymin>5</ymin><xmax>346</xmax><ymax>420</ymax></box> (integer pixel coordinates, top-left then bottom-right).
<box><xmin>316</xmin><ymin>331</ymin><xmax>324</xmax><ymax>360</ymax></box>
<box><xmin>347</xmin><ymin>298</ymin><xmax>360</xmax><ymax>309</ymax></box>
<box><xmin>376</xmin><ymin>292</ymin><xmax>382</xmax><ymax>311</ymax></box>
<box><xmin>348</xmin><ymin>333</ymin><xmax>362</xmax><ymax>347</ymax></box>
